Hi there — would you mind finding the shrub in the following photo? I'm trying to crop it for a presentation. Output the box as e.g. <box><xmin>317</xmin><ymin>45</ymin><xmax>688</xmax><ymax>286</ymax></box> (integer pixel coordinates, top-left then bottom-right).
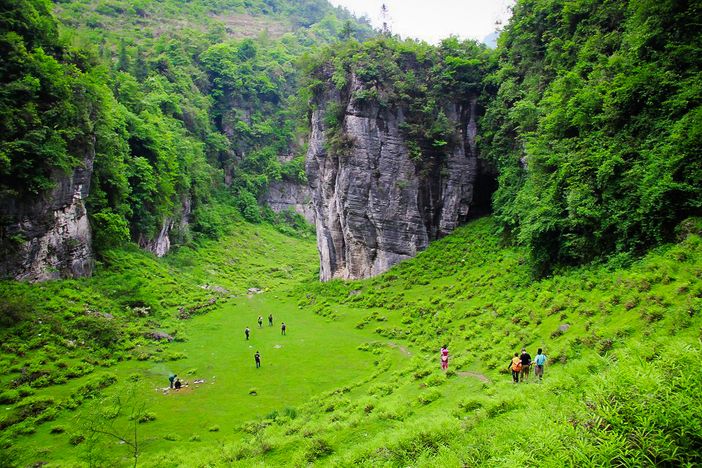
<box><xmin>0</xmin><ymin>390</ymin><xmax>20</xmax><ymax>405</ymax></box>
<box><xmin>49</xmin><ymin>425</ymin><xmax>65</xmax><ymax>434</ymax></box>
<box><xmin>305</xmin><ymin>438</ymin><xmax>333</xmax><ymax>461</ymax></box>
<box><xmin>0</xmin><ymin>294</ymin><xmax>32</xmax><ymax>327</ymax></box>
<box><xmin>69</xmin><ymin>433</ymin><xmax>85</xmax><ymax>445</ymax></box>
<box><xmin>91</xmin><ymin>209</ymin><xmax>130</xmax><ymax>252</ymax></box>
<box><xmin>417</xmin><ymin>389</ymin><xmax>441</xmax><ymax>405</ymax></box>
<box><xmin>424</xmin><ymin>374</ymin><xmax>445</xmax><ymax>387</ymax></box>
<box><xmin>136</xmin><ymin>412</ymin><xmax>156</xmax><ymax>423</ymax></box>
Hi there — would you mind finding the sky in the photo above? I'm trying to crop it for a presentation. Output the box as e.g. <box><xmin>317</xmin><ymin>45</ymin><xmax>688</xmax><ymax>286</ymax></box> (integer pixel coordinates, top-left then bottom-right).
<box><xmin>328</xmin><ymin>0</ymin><xmax>515</xmax><ymax>44</ymax></box>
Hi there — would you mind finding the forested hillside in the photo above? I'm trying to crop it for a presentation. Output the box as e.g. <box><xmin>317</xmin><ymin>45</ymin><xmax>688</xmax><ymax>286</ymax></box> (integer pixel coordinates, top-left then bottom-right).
<box><xmin>482</xmin><ymin>0</ymin><xmax>702</xmax><ymax>274</ymax></box>
<box><xmin>1</xmin><ymin>0</ymin><xmax>371</xmax><ymax>275</ymax></box>
<box><xmin>1</xmin><ymin>0</ymin><xmax>701</xmax><ymax>466</ymax></box>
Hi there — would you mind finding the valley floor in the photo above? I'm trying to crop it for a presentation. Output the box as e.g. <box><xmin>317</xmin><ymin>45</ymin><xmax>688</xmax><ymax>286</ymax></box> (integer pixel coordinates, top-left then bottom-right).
<box><xmin>1</xmin><ymin>217</ymin><xmax>701</xmax><ymax>466</ymax></box>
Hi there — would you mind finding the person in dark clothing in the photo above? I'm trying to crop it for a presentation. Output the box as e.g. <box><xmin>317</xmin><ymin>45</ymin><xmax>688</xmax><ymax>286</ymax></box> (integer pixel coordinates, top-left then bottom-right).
<box><xmin>245</xmin><ymin>327</ymin><xmax>250</xmax><ymax>340</ymax></box>
<box><xmin>258</xmin><ymin>316</ymin><xmax>263</xmax><ymax>328</ymax></box>
<box><xmin>281</xmin><ymin>322</ymin><xmax>286</xmax><ymax>335</ymax></box>
<box><xmin>268</xmin><ymin>314</ymin><xmax>273</xmax><ymax>326</ymax></box>
<box><xmin>254</xmin><ymin>351</ymin><xmax>261</xmax><ymax>368</ymax></box>
<box><xmin>174</xmin><ymin>378</ymin><xmax>182</xmax><ymax>390</ymax></box>
<box><xmin>168</xmin><ymin>374</ymin><xmax>177</xmax><ymax>389</ymax></box>
<box><xmin>520</xmin><ymin>348</ymin><xmax>532</xmax><ymax>382</ymax></box>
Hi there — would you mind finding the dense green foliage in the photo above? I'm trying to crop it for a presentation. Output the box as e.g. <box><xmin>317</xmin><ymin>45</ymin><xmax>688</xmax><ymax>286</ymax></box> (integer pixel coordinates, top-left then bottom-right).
<box><xmin>306</xmin><ymin>37</ymin><xmax>493</xmax><ymax>165</ymax></box>
<box><xmin>482</xmin><ymin>0</ymin><xmax>702</xmax><ymax>274</ymax></box>
<box><xmin>0</xmin><ymin>0</ymin><xmax>100</xmax><ymax>195</ymax></box>
<box><xmin>1</xmin><ymin>0</ymin><xmax>371</xmax><ymax>253</ymax></box>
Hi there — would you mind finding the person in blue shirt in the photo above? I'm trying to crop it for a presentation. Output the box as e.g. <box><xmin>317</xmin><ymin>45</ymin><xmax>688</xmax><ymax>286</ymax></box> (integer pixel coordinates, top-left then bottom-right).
<box><xmin>534</xmin><ymin>348</ymin><xmax>547</xmax><ymax>381</ymax></box>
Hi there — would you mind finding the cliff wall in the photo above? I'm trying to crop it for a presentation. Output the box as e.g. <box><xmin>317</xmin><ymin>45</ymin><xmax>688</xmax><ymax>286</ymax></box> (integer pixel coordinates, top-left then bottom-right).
<box><xmin>307</xmin><ymin>73</ymin><xmax>487</xmax><ymax>281</ymax></box>
<box><xmin>0</xmin><ymin>148</ymin><xmax>95</xmax><ymax>281</ymax></box>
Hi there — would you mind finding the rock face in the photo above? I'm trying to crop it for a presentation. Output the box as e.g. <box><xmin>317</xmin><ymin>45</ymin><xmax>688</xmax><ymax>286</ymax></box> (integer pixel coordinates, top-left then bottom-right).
<box><xmin>0</xmin><ymin>147</ymin><xmax>95</xmax><ymax>281</ymax></box>
<box><xmin>307</xmin><ymin>74</ymin><xmax>485</xmax><ymax>281</ymax></box>
<box><xmin>264</xmin><ymin>180</ymin><xmax>315</xmax><ymax>224</ymax></box>
<box><xmin>139</xmin><ymin>196</ymin><xmax>192</xmax><ymax>257</ymax></box>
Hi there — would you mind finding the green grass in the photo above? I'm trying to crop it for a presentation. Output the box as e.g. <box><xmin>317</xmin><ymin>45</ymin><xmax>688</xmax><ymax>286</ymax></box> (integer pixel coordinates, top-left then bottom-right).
<box><xmin>2</xmin><ymin>216</ymin><xmax>702</xmax><ymax>466</ymax></box>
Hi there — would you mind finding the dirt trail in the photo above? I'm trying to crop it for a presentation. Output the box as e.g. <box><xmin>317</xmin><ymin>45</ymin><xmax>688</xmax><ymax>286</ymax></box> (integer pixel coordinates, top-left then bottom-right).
<box><xmin>388</xmin><ymin>342</ymin><xmax>412</xmax><ymax>356</ymax></box>
<box><xmin>457</xmin><ymin>371</ymin><xmax>491</xmax><ymax>383</ymax></box>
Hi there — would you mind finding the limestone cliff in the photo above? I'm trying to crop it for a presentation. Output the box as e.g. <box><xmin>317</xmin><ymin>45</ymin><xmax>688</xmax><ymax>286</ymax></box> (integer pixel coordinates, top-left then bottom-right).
<box><xmin>307</xmin><ymin>73</ymin><xmax>489</xmax><ymax>281</ymax></box>
<box><xmin>265</xmin><ymin>180</ymin><xmax>315</xmax><ymax>224</ymax></box>
<box><xmin>0</xmin><ymin>147</ymin><xmax>95</xmax><ymax>281</ymax></box>
<box><xmin>139</xmin><ymin>197</ymin><xmax>192</xmax><ymax>257</ymax></box>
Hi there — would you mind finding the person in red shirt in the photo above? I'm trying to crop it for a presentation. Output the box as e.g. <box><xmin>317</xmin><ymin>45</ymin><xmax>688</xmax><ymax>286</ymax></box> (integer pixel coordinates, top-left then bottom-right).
<box><xmin>440</xmin><ymin>345</ymin><xmax>449</xmax><ymax>370</ymax></box>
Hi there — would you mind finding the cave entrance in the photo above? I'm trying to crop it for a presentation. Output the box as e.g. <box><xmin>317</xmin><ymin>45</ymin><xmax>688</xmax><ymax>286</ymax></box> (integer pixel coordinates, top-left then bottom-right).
<box><xmin>468</xmin><ymin>162</ymin><xmax>497</xmax><ymax>219</ymax></box>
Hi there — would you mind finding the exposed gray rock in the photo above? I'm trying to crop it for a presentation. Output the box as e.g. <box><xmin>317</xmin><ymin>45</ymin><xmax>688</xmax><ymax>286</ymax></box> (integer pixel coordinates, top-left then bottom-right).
<box><xmin>265</xmin><ymin>180</ymin><xmax>315</xmax><ymax>224</ymax></box>
<box><xmin>146</xmin><ymin>331</ymin><xmax>174</xmax><ymax>342</ymax></box>
<box><xmin>307</xmin><ymin>74</ymin><xmax>484</xmax><ymax>281</ymax></box>
<box><xmin>0</xmin><ymin>144</ymin><xmax>95</xmax><ymax>281</ymax></box>
<box><xmin>140</xmin><ymin>196</ymin><xmax>192</xmax><ymax>257</ymax></box>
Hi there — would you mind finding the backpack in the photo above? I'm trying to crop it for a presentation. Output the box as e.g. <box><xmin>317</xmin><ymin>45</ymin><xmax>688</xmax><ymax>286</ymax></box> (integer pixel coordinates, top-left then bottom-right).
<box><xmin>512</xmin><ymin>361</ymin><xmax>522</xmax><ymax>372</ymax></box>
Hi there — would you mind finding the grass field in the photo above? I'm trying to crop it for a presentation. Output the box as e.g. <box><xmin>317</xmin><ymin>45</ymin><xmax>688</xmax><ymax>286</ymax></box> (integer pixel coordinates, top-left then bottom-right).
<box><xmin>1</xmin><ymin>216</ymin><xmax>701</xmax><ymax>466</ymax></box>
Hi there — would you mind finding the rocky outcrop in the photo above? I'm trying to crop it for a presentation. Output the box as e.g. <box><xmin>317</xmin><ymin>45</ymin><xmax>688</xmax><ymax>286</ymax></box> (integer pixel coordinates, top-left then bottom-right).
<box><xmin>264</xmin><ymin>180</ymin><xmax>315</xmax><ymax>224</ymax></box>
<box><xmin>0</xmin><ymin>146</ymin><xmax>95</xmax><ymax>281</ymax></box>
<box><xmin>307</xmin><ymin>74</ymin><xmax>486</xmax><ymax>281</ymax></box>
<box><xmin>140</xmin><ymin>196</ymin><xmax>192</xmax><ymax>257</ymax></box>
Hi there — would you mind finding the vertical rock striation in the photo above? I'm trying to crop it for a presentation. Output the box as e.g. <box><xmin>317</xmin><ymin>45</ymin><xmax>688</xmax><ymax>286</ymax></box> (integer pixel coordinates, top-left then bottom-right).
<box><xmin>139</xmin><ymin>196</ymin><xmax>192</xmax><ymax>257</ymax></box>
<box><xmin>0</xmin><ymin>147</ymin><xmax>95</xmax><ymax>281</ymax></box>
<box><xmin>264</xmin><ymin>180</ymin><xmax>315</xmax><ymax>225</ymax></box>
<box><xmin>307</xmin><ymin>74</ymin><xmax>485</xmax><ymax>281</ymax></box>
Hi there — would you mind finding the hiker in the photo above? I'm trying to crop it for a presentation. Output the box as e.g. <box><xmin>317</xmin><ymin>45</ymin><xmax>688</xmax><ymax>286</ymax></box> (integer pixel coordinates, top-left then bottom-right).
<box><xmin>508</xmin><ymin>353</ymin><xmax>522</xmax><ymax>383</ymax></box>
<box><xmin>534</xmin><ymin>348</ymin><xmax>547</xmax><ymax>381</ymax></box>
<box><xmin>255</xmin><ymin>351</ymin><xmax>261</xmax><ymax>368</ymax></box>
<box><xmin>174</xmin><ymin>378</ymin><xmax>182</xmax><ymax>390</ymax></box>
<box><xmin>520</xmin><ymin>347</ymin><xmax>532</xmax><ymax>382</ymax></box>
<box><xmin>440</xmin><ymin>345</ymin><xmax>449</xmax><ymax>370</ymax></box>
<box><xmin>268</xmin><ymin>314</ymin><xmax>273</xmax><ymax>326</ymax></box>
<box><xmin>168</xmin><ymin>374</ymin><xmax>177</xmax><ymax>389</ymax></box>
<box><xmin>281</xmin><ymin>322</ymin><xmax>286</xmax><ymax>335</ymax></box>
<box><xmin>258</xmin><ymin>316</ymin><xmax>263</xmax><ymax>328</ymax></box>
<box><xmin>245</xmin><ymin>327</ymin><xmax>250</xmax><ymax>340</ymax></box>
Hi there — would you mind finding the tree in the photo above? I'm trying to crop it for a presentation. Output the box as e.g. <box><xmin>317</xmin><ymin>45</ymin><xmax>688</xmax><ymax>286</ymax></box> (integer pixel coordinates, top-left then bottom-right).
<box><xmin>380</xmin><ymin>3</ymin><xmax>391</xmax><ymax>36</ymax></box>
<box><xmin>117</xmin><ymin>39</ymin><xmax>130</xmax><ymax>72</ymax></box>
<box><xmin>81</xmin><ymin>384</ymin><xmax>150</xmax><ymax>468</ymax></box>
<box><xmin>340</xmin><ymin>20</ymin><xmax>354</xmax><ymax>41</ymax></box>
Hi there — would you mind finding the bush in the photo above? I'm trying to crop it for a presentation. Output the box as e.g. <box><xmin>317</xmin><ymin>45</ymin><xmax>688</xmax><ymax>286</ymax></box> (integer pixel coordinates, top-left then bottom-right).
<box><xmin>91</xmin><ymin>209</ymin><xmax>130</xmax><ymax>253</ymax></box>
<box><xmin>49</xmin><ymin>425</ymin><xmax>65</xmax><ymax>434</ymax></box>
<box><xmin>235</xmin><ymin>190</ymin><xmax>262</xmax><ymax>223</ymax></box>
<box><xmin>136</xmin><ymin>412</ymin><xmax>156</xmax><ymax>423</ymax></box>
<box><xmin>417</xmin><ymin>389</ymin><xmax>441</xmax><ymax>405</ymax></box>
<box><xmin>0</xmin><ymin>292</ymin><xmax>33</xmax><ymax>327</ymax></box>
<box><xmin>0</xmin><ymin>390</ymin><xmax>20</xmax><ymax>405</ymax></box>
<box><xmin>69</xmin><ymin>433</ymin><xmax>85</xmax><ymax>445</ymax></box>
<box><xmin>305</xmin><ymin>438</ymin><xmax>334</xmax><ymax>461</ymax></box>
